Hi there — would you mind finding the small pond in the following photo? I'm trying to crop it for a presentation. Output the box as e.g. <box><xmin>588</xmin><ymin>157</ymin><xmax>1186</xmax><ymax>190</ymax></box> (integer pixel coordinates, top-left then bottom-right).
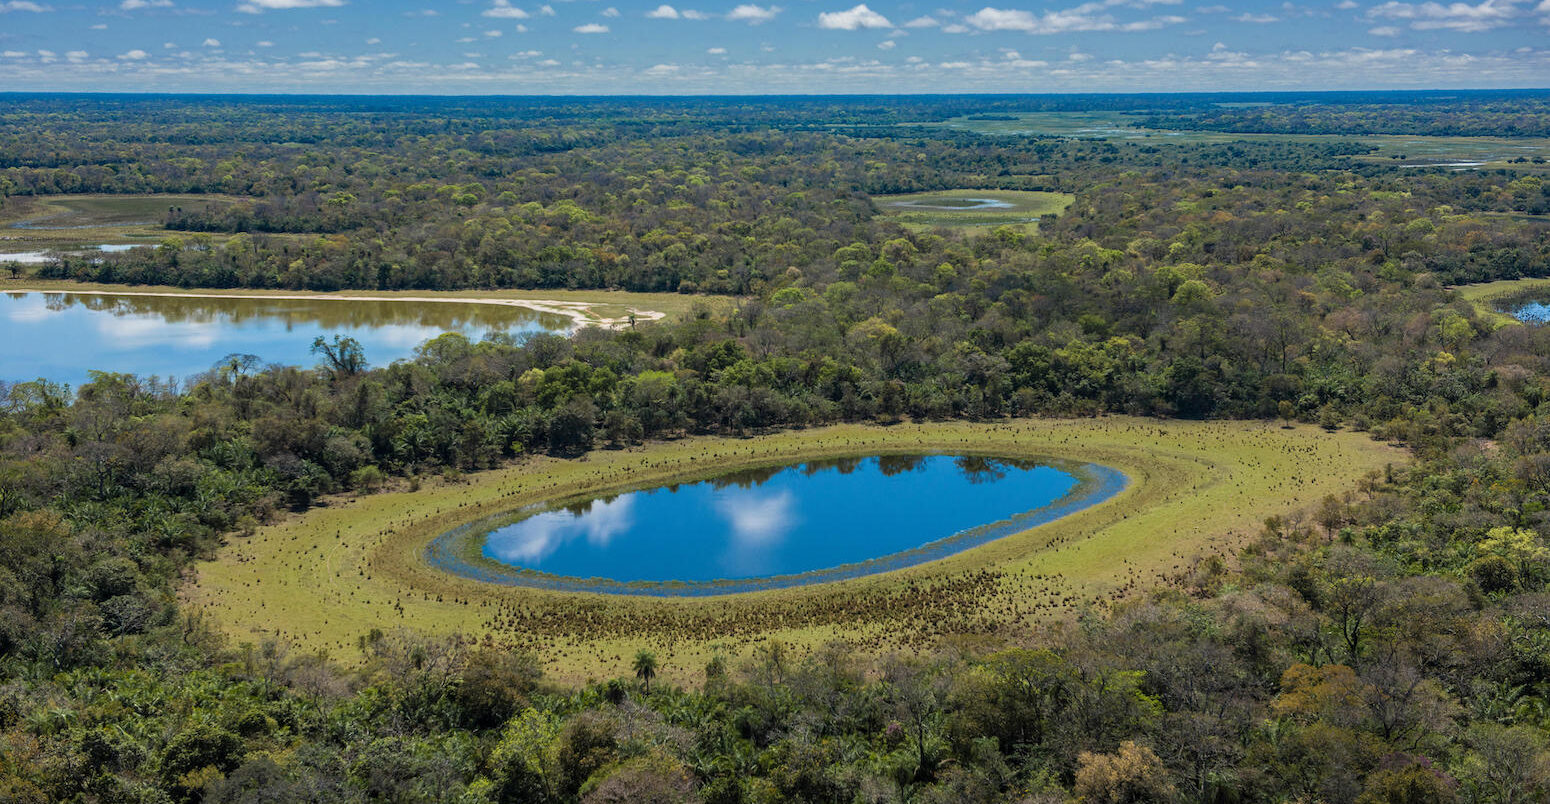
<box><xmin>0</xmin><ymin>244</ymin><xmax>139</xmax><ymax>264</ymax></box>
<box><xmin>1506</xmin><ymin>302</ymin><xmax>1550</xmax><ymax>323</ymax></box>
<box><xmin>888</xmin><ymin>197</ymin><xmax>1015</xmax><ymax>211</ymax></box>
<box><xmin>1496</xmin><ymin>293</ymin><xmax>1550</xmax><ymax>324</ymax></box>
<box><xmin>0</xmin><ymin>291</ymin><xmax>572</xmax><ymax>387</ymax></box>
<box><xmin>427</xmin><ymin>454</ymin><xmax>1127</xmax><ymax>595</ymax></box>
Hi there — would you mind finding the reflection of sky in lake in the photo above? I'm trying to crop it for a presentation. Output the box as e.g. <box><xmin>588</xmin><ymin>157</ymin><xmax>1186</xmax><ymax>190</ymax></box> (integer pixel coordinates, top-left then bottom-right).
<box><xmin>480</xmin><ymin>455</ymin><xmax>1079</xmax><ymax>583</ymax></box>
<box><xmin>0</xmin><ymin>292</ymin><xmax>567</xmax><ymax>387</ymax></box>
<box><xmin>485</xmin><ymin>496</ymin><xmax>636</xmax><ymax>565</ymax></box>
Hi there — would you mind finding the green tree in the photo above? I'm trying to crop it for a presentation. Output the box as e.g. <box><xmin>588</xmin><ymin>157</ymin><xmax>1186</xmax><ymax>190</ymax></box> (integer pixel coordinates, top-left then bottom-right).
<box><xmin>633</xmin><ymin>650</ymin><xmax>658</xmax><ymax>693</ymax></box>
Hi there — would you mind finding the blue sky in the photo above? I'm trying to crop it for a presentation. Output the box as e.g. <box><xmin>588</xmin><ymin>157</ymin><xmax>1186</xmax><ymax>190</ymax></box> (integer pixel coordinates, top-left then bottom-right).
<box><xmin>0</xmin><ymin>0</ymin><xmax>1546</xmax><ymax>93</ymax></box>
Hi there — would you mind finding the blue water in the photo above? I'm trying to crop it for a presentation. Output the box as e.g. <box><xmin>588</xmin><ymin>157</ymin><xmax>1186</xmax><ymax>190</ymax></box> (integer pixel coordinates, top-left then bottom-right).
<box><xmin>0</xmin><ymin>291</ymin><xmax>570</xmax><ymax>387</ymax></box>
<box><xmin>1509</xmin><ymin>301</ymin><xmax>1550</xmax><ymax>323</ymax></box>
<box><xmin>445</xmin><ymin>454</ymin><xmax>1124</xmax><ymax>593</ymax></box>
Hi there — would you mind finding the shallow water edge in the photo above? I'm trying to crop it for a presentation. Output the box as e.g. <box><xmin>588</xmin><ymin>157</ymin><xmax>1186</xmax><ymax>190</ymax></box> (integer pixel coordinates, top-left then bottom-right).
<box><xmin>423</xmin><ymin>457</ymin><xmax>1130</xmax><ymax>597</ymax></box>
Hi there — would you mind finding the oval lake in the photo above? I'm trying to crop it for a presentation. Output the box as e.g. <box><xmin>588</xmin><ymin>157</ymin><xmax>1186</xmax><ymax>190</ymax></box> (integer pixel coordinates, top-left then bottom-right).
<box><xmin>428</xmin><ymin>454</ymin><xmax>1127</xmax><ymax>595</ymax></box>
<box><xmin>0</xmin><ymin>291</ymin><xmax>573</xmax><ymax>387</ymax></box>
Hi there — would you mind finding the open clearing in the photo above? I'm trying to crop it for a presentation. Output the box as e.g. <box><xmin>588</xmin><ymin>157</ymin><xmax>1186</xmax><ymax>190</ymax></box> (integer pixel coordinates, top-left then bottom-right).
<box><xmin>909</xmin><ymin>111</ymin><xmax>1550</xmax><ymax>172</ymax></box>
<box><xmin>874</xmin><ymin>189</ymin><xmax>1074</xmax><ymax>233</ymax></box>
<box><xmin>0</xmin><ymin>193</ymin><xmax>242</xmax><ymax>252</ymax></box>
<box><xmin>187</xmin><ymin>418</ymin><xmax>1402</xmax><ymax>684</ymax></box>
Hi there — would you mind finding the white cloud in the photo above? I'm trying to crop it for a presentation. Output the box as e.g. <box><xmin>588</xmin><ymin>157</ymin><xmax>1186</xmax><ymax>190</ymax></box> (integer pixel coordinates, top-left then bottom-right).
<box><xmin>649</xmin><ymin>3</ymin><xmax>713</xmax><ymax>19</ymax></box>
<box><xmin>483</xmin><ymin>29</ymin><xmax>502</xmax><ymax>36</ymax></box>
<box><xmin>818</xmin><ymin>3</ymin><xmax>891</xmax><ymax>29</ymax></box>
<box><xmin>904</xmin><ymin>14</ymin><xmax>940</xmax><ymax>26</ymax></box>
<box><xmin>1368</xmin><ymin>0</ymin><xmax>1522</xmax><ymax>31</ymax></box>
<box><xmin>202</xmin><ymin>37</ymin><xmax>221</xmax><ymax>46</ymax></box>
<box><xmin>1234</xmin><ymin>12</ymin><xmax>1279</xmax><ymax>21</ymax></box>
<box><xmin>0</xmin><ymin>1</ymin><xmax>49</xmax><ymax>11</ymax></box>
<box><xmin>65</xmin><ymin>50</ymin><xmax>87</xmax><ymax>60</ymax></box>
<box><xmin>964</xmin><ymin>4</ymin><xmax>1187</xmax><ymax>33</ymax></box>
<box><xmin>726</xmin><ymin>3</ymin><xmax>778</xmax><ymax>23</ymax></box>
<box><xmin>365</xmin><ymin>36</ymin><xmax>380</xmax><ymax>44</ymax></box>
<box><xmin>643</xmin><ymin>63</ymin><xmax>679</xmax><ymax>75</ymax></box>
<box><xmin>877</xmin><ymin>39</ymin><xmax>896</xmax><ymax>48</ymax></box>
<box><xmin>707</xmin><ymin>46</ymin><xmax>726</xmax><ymax>53</ymax></box>
<box><xmin>1336</xmin><ymin>0</ymin><xmax>1359</xmax><ymax>7</ymax></box>
<box><xmin>601</xmin><ymin>6</ymin><xmax>618</xmax><ymax>17</ymax></box>
<box><xmin>120</xmin><ymin>0</ymin><xmax>173</xmax><ymax>9</ymax></box>
<box><xmin>236</xmin><ymin>0</ymin><xmax>343</xmax><ymax>13</ymax></box>
<box><xmin>1368</xmin><ymin>23</ymin><xmax>1401</xmax><ymax>32</ymax></box>
<box><xmin>118</xmin><ymin>48</ymin><xmax>148</xmax><ymax>59</ymax></box>
<box><xmin>538</xmin><ymin>4</ymin><xmax>554</xmax><ymax>16</ymax></box>
<box><xmin>482</xmin><ymin>0</ymin><xmax>528</xmax><ymax>19</ymax></box>
<box><xmin>572</xmin><ymin>22</ymin><xmax>608</xmax><ymax>32</ymax></box>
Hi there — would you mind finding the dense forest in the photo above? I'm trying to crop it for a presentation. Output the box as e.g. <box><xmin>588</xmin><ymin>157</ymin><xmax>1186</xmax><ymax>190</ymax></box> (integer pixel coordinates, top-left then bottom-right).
<box><xmin>3</xmin><ymin>92</ymin><xmax>1550</xmax><ymax>802</ymax></box>
<box><xmin>1134</xmin><ymin>97</ymin><xmax>1550</xmax><ymax>139</ymax></box>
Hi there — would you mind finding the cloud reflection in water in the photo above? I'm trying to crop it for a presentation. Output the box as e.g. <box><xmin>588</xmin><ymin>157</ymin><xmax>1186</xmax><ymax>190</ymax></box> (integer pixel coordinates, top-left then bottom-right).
<box><xmin>484</xmin><ymin>495</ymin><xmax>637</xmax><ymax>567</ymax></box>
<box><xmin>715</xmin><ymin>489</ymin><xmax>798</xmax><ymax>546</ymax></box>
<box><xmin>96</xmin><ymin>314</ymin><xmax>220</xmax><ymax>350</ymax></box>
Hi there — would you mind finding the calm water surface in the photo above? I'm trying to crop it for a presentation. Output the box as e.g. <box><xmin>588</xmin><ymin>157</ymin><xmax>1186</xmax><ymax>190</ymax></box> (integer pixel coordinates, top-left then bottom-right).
<box><xmin>0</xmin><ymin>291</ymin><xmax>571</xmax><ymax>386</ymax></box>
<box><xmin>1507</xmin><ymin>300</ymin><xmax>1550</xmax><ymax>323</ymax></box>
<box><xmin>450</xmin><ymin>454</ymin><xmax>1122</xmax><ymax>591</ymax></box>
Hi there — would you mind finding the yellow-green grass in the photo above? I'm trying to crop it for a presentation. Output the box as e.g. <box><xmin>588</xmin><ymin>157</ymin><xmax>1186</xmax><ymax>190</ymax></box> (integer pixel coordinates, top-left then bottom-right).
<box><xmin>874</xmin><ymin>190</ymin><xmax>1075</xmax><ymax>234</ymax></box>
<box><xmin>185</xmin><ymin>418</ymin><xmax>1403</xmax><ymax>685</ymax></box>
<box><xmin>1454</xmin><ymin>277</ymin><xmax>1550</xmax><ymax>328</ymax></box>
<box><xmin>0</xmin><ymin>193</ymin><xmax>243</xmax><ymax>251</ymax></box>
<box><xmin>0</xmin><ymin>278</ymin><xmax>716</xmax><ymax>326</ymax></box>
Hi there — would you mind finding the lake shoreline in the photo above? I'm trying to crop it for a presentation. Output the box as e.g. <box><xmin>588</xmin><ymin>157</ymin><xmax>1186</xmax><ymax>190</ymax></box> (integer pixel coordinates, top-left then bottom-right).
<box><xmin>424</xmin><ymin>457</ymin><xmax>1129</xmax><ymax>597</ymax></box>
<box><xmin>185</xmin><ymin>419</ymin><xmax>1404</xmax><ymax>679</ymax></box>
<box><xmin>0</xmin><ymin>285</ymin><xmax>667</xmax><ymax>330</ymax></box>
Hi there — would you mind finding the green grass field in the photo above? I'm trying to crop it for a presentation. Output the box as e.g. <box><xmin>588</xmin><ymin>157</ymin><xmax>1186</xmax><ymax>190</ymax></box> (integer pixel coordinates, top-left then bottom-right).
<box><xmin>186</xmin><ymin>418</ymin><xmax>1402</xmax><ymax>684</ymax></box>
<box><xmin>874</xmin><ymin>189</ymin><xmax>1074</xmax><ymax>233</ymax></box>
<box><xmin>0</xmin><ymin>193</ymin><xmax>243</xmax><ymax>251</ymax></box>
<box><xmin>908</xmin><ymin>111</ymin><xmax>1550</xmax><ymax>172</ymax></box>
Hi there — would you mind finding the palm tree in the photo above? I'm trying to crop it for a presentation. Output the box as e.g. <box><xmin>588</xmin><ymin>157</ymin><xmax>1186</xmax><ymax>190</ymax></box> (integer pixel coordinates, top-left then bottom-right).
<box><xmin>632</xmin><ymin>650</ymin><xmax>658</xmax><ymax>693</ymax></box>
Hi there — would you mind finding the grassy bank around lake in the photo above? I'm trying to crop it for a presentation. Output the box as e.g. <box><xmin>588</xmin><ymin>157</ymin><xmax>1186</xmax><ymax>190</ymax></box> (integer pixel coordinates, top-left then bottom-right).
<box><xmin>873</xmin><ymin>189</ymin><xmax>1074</xmax><ymax>233</ymax></box>
<box><xmin>186</xmin><ymin>418</ymin><xmax>1403</xmax><ymax>685</ymax></box>
<box><xmin>1454</xmin><ymin>277</ymin><xmax>1550</xmax><ymax>328</ymax></box>
<box><xmin>0</xmin><ymin>278</ymin><xmax>712</xmax><ymax>328</ymax></box>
